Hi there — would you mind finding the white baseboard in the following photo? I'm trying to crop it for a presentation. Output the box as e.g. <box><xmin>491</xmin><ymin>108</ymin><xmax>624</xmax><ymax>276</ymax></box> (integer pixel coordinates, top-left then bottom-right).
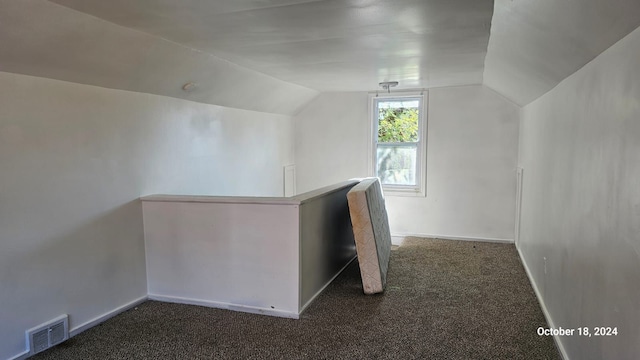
<box><xmin>69</xmin><ymin>295</ymin><xmax>148</xmax><ymax>337</ymax></box>
<box><xmin>147</xmin><ymin>294</ymin><xmax>299</xmax><ymax>319</ymax></box>
<box><xmin>517</xmin><ymin>247</ymin><xmax>569</xmax><ymax>360</ymax></box>
<box><xmin>298</xmin><ymin>255</ymin><xmax>357</xmax><ymax>314</ymax></box>
<box><xmin>8</xmin><ymin>350</ymin><xmax>29</xmax><ymax>360</ymax></box>
<box><xmin>392</xmin><ymin>232</ymin><xmax>514</xmax><ymax>244</ymax></box>
<box><xmin>390</xmin><ymin>235</ymin><xmax>406</xmax><ymax>245</ymax></box>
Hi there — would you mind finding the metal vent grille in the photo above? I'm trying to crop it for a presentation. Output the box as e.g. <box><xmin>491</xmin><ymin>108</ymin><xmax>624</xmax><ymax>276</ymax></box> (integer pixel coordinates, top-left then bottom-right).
<box><xmin>32</xmin><ymin>329</ymin><xmax>49</xmax><ymax>354</ymax></box>
<box><xmin>26</xmin><ymin>314</ymin><xmax>69</xmax><ymax>355</ymax></box>
<box><xmin>49</xmin><ymin>322</ymin><xmax>66</xmax><ymax>345</ymax></box>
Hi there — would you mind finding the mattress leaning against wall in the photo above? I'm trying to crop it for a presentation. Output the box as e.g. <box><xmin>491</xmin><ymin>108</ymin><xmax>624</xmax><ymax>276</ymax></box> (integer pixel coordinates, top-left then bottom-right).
<box><xmin>347</xmin><ymin>178</ymin><xmax>392</xmax><ymax>294</ymax></box>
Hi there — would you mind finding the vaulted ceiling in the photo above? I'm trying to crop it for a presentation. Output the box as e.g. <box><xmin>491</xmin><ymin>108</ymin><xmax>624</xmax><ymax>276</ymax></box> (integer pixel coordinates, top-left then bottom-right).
<box><xmin>485</xmin><ymin>0</ymin><xmax>640</xmax><ymax>105</ymax></box>
<box><xmin>1</xmin><ymin>0</ymin><xmax>639</xmax><ymax>112</ymax></box>
<box><xmin>49</xmin><ymin>0</ymin><xmax>494</xmax><ymax>92</ymax></box>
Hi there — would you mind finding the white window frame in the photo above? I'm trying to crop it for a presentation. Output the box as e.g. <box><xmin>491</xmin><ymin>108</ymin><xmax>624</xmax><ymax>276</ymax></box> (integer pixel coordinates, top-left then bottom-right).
<box><xmin>368</xmin><ymin>92</ymin><xmax>427</xmax><ymax>197</ymax></box>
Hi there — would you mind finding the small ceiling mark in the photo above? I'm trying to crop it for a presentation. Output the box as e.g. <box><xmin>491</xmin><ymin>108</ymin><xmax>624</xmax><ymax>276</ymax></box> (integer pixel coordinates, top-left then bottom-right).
<box><xmin>182</xmin><ymin>82</ymin><xmax>197</xmax><ymax>92</ymax></box>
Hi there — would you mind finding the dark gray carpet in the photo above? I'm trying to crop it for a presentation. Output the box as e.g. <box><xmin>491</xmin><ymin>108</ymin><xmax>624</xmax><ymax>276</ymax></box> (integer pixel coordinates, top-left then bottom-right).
<box><xmin>32</xmin><ymin>237</ymin><xmax>560</xmax><ymax>360</ymax></box>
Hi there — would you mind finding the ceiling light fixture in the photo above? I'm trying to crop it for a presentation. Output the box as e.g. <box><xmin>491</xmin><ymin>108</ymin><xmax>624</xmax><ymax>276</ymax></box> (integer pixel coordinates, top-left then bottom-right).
<box><xmin>379</xmin><ymin>81</ymin><xmax>399</xmax><ymax>94</ymax></box>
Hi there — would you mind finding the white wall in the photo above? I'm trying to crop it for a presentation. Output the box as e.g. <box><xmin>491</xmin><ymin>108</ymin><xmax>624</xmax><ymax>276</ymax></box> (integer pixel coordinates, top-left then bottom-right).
<box><xmin>0</xmin><ymin>71</ymin><xmax>294</xmax><ymax>360</ymax></box>
<box><xmin>294</xmin><ymin>92</ymin><xmax>370</xmax><ymax>193</ymax></box>
<box><xmin>141</xmin><ymin>181</ymin><xmax>357</xmax><ymax>319</ymax></box>
<box><xmin>518</xmin><ymin>27</ymin><xmax>640</xmax><ymax>360</ymax></box>
<box><xmin>294</xmin><ymin>85</ymin><xmax>520</xmax><ymax>241</ymax></box>
<box><xmin>143</xmin><ymin>199</ymin><xmax>301</xmax><ymax>318</ymax></box>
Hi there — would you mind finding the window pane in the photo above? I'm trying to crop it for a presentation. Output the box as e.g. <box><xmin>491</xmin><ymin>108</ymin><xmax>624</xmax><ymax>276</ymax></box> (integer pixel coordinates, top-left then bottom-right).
<box><xmin>377</xmin><ymin>99</ymin><xmax>420</xmax><ymax>143</ymax></box>
<box><xmin>376</xmin><ymin>145</ymin><xmax>417</xmax><ymax>186</ymax></box>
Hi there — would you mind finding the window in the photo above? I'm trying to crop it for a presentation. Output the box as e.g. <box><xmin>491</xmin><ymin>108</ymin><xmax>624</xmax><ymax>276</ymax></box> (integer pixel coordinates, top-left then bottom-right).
<box><xmin>370</xmin><ymin>94</ymin><xmax>426</xmax><ymax>195</ymax></box>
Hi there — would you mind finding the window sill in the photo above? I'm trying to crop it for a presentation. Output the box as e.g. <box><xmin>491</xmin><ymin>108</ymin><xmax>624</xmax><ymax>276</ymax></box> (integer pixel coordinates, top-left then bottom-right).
<box><xmin>382</xmin><ymin>187</ymin><xmax>426</xmax><ymax>197</ymax></box>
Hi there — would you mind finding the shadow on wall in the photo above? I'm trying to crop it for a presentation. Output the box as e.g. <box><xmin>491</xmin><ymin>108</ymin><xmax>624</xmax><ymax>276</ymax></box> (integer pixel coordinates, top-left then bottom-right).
<box><xmin>325</xmin><ymin>198</ymin><xmax>357</xmax><ymax>272</ymax></box>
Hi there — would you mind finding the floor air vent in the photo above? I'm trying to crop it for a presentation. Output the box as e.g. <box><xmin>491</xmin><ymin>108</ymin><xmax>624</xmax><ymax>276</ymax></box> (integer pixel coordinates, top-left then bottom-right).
<box><xmin>26</xmin><ymin>315</ymin><xmax>69</xmax><ymax>355</ymax></box>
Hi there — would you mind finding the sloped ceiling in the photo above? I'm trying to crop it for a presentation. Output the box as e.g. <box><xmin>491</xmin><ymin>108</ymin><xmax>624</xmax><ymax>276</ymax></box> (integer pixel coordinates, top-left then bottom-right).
<box><xmin>0</xmin><ymin>0</ymin><xmax>319</xmax><ymax>115</ymax></box>
<box><xmin>484</xmin><ymin>0</ymin><xmax>640</xmax><ymax>106</ymax></box>
<box><xmin>1</xmin><ymin>0</ymin><xmax>493</xmax><ymax>101</ymax></box>
<box><xmin>48</xmin><ymin>0</ymin><xmax>494</xmax><ymax>92</ymax></box>
<box><xmin>1</xmin><ymin>0</ymin><xmax>639</xmax><ymax>110</ymax></box>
